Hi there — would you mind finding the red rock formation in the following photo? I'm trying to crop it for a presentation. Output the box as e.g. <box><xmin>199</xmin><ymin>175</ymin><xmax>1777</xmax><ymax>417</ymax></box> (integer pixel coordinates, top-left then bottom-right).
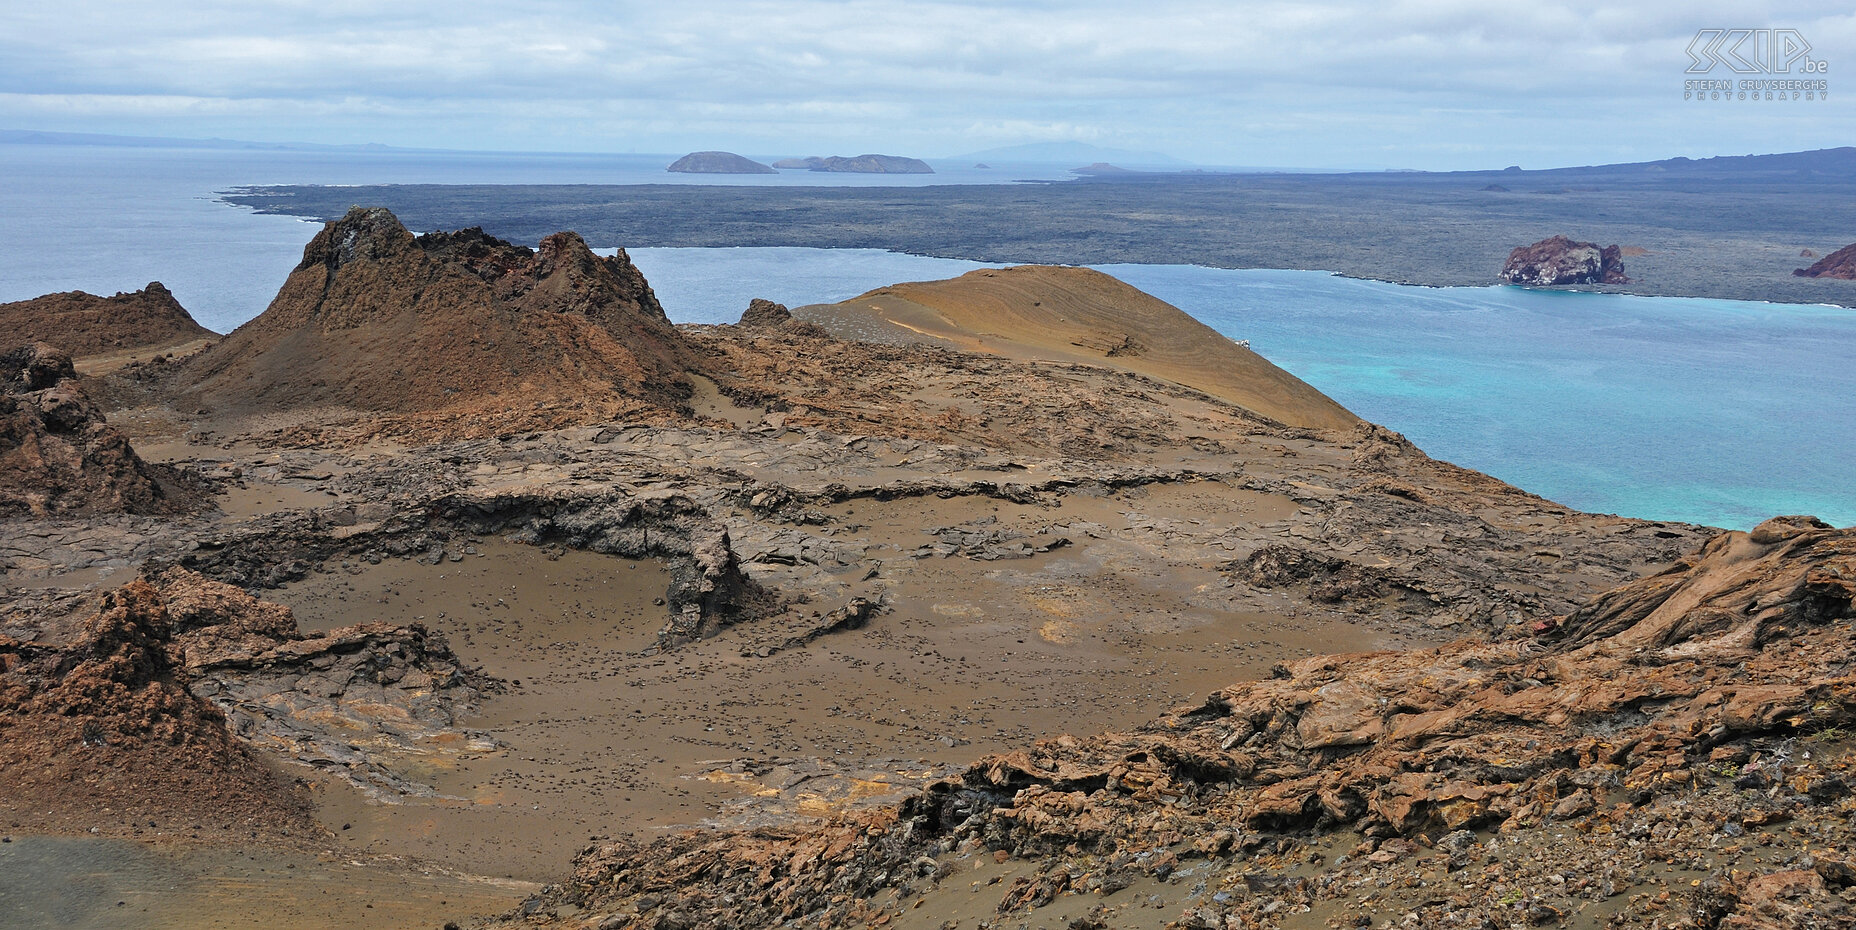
<box><xmin>0</xmin><ymin>576</ymin><xmax>314</xmax><ymax>836</ymax></box>
<box><xmin>0</xmin><ymin>567</ymin><xmax>497</xmax><ymax>833</ymax></box>
<box><xmin>1501</xmin><ymin>235</ymin><xmax>1630</xmax><ymax>286</ymax></box>
<box><xmin>0</xmin><ymin>281</ymin><xmax>213</xmax><ymax>360</ymax></box>
<box><xmin>0</xmin><ymin>343</ymin><xmax>186</xmax><ymax>518</ymax></box>
<box><xmin>1794</xmin><ymin>241</ymin><xmax>1856</xmax><ymax>278</ymax></box>
<box><xmin>176</xmin><ymin>207</ymin><xmax>704</xmax><ymax>432</ymax></box>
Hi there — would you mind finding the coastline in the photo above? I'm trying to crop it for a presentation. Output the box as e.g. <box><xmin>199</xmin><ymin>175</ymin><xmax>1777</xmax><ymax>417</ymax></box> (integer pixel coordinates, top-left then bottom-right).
<box><xmin>219</xmin><ymin>174</ymin><xmax>1856</xmax><ymax>309</ymax></box>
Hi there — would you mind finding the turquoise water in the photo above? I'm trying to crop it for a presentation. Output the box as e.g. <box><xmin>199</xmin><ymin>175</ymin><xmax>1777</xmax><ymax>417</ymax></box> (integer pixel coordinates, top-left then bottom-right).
<box><xmin>1098</xmin><ymin>266</ymin><xmax>1856</xmax><ymax>531</ymax></box>
<box><xmin>3</xmin><ymin>143</ymin><xmax>1850</xmax><ymax>531</ymax></box>
<box><xmin>630</xmin><ymin>251</ymin><xmax>1856</xmax><ymax>531</ymax></box>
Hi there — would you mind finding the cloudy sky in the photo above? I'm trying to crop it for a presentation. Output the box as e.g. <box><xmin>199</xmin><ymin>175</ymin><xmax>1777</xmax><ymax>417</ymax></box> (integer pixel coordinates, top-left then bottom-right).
<box><xmin>2</xmin><ymin>0</ymin><xmax>1850</xmax><ymax>169</ymax></box>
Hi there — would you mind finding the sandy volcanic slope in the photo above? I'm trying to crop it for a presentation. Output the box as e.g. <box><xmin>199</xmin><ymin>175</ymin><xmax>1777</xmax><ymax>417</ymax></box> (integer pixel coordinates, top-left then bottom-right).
<box><xmin>795</xmin><ymin>265</ymin><xmax>1360</xmax><ymax>432</ymax></box>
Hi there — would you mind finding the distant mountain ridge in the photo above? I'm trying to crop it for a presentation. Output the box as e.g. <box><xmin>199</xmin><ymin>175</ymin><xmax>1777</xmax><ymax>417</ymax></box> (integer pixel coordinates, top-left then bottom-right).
<box><xmin>1459</xmin><ymin>146</ymin><xmax>1856</xmax><ymax>180</ymax></box>
<box><xmin>10</xmin><ymin>129</ymin><xmax>1851</xmax><ymax>178</ymax></box>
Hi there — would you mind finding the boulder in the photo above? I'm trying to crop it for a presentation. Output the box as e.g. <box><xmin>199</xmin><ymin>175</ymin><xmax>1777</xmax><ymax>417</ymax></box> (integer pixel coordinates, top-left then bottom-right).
<box><xmin>1500</xmin><ymin>235</ymin><xmax>1630</xmax><ymax>286</ymax></box>
<box><xmin>736</xmin><ymin>298</ymin><xmax>829</xmax><ymax>337</ymax></box>
<box><xmin>0</xmin><ymin>343</ymin><xmax>185</xmax><ymax>518</ymax></box>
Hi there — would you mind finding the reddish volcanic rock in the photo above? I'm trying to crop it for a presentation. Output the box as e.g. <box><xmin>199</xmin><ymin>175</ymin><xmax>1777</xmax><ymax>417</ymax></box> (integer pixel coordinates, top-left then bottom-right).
<box><xmin>0</xmin><ymin>576</ymin><xmax>315</xmax><ymax>837</ymax></box>
<box><xmin>1500</xmin><ymin>234</ymin><xmax>1630</xmax><ymax>286</ymax></box>
<box><xmin>0</xmin><ymin>281</ymin><xmax>213</xmax><ymax>360</ymax></box>
<box><xmin>1794</xmin><ymin>241</ymin><xmax>1856</xmax><ymax>278</ymax></box>
<box><xmin>175</xmin><ymin>207</ymin><xmax>707</xmax><ymax>439</ymax></box>
<box><xmin>0</xmin><ymin>343</ymin><xmax>189</xmax><ymax>518</ymax></box>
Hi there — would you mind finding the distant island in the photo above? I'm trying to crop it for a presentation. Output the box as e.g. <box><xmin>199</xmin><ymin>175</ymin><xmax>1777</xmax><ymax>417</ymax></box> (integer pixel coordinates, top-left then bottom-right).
<box><xmin>666</xmin><ymin>151</ymin><xmax>776</xmax><ymax>174</ymax></box>
<box><xmin>771</xmin><ymin>154</ymin><xmax>933</xmax><ymax>174</ymax></box>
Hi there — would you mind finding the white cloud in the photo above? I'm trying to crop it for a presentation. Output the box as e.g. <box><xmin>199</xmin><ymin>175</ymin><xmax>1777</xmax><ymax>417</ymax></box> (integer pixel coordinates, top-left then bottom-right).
<box><xmin>1</xmin><ymin>1</ymin><xmax>1851</xmax><ymax>167</ymax></box>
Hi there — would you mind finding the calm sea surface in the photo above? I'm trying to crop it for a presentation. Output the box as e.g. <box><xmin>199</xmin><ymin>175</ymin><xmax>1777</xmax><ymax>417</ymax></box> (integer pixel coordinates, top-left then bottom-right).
<box><xmin>3</xmin><ymin>142</ymin><xmax>1851</xmax><ymax>530</ymax></box>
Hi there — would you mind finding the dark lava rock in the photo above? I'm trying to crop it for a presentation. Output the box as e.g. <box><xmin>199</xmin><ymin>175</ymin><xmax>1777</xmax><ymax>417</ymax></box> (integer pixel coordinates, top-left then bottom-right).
<box><xmin>1500</xmin><ymin>235</ymin><xmax>1630</xmax><ymax>286</ymax></box>
<box><xmin>666</xmin><ymin>151</ymin><xmax>776</xmax><ymax>175</ymax></box>
<box><xmin>738</xmin><ymin>298</ymin><xmax>797</xmax><ymax>329</ymax></box>
<box><xmin>1794</xmin><ymin>242</ymin><xmax>1856</xmax><ymax>279</ymax></box>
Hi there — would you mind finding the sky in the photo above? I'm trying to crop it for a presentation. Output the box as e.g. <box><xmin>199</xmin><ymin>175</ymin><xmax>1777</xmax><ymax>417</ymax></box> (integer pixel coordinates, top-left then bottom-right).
<box><xmin>1</xmin><ymin>1</ymin><xmax>1850</xmax><ymax>170</ymax></box>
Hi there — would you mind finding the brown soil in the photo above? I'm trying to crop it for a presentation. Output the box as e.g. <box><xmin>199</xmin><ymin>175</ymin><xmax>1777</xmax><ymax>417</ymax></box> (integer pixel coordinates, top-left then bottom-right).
<box><xmin>0</xmin><ymin>282</ymin><xmax>214</xmax><ymax>362</ymax></box>
<box><xmin>262</xmin><ymin>494</ymin><xmax>1398</xmax><ymax>881</ymax></box>
<box><xmin>494</xmin><ymin>516</ymin><xmax>1856</xmax><ymax>930</ymax></box>
<box><xmin>793</xmin><ymin>265</ymin><xmax>1359</xmax><ymax>431</ymax></box>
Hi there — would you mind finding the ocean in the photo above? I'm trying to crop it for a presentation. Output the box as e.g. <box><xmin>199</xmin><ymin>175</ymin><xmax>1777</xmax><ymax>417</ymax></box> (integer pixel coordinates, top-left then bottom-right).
<box><xmin>3</xmin><ymin>141</ymin><xmax>1851</xmax><ymax>530</ymax></box>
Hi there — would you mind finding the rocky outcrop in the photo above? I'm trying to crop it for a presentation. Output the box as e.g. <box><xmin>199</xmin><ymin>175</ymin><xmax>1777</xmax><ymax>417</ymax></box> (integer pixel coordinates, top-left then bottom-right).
<box><xmin>163</xmin><ymin>567</ymin><xmax>500</xmax><ymax>799</ymax></box>
<box><xmin>773</xmin><ymin>154</ymin><xmax>934</xmax><ymax>174</ymax></box>
<box><xmin>0</xmin><ymin>566</ymin><xmax>498</xmax><ymax>825</ymax></box>
<box><xmin>667</xmin><ymin>151</ymin><xmax>777</xmax><ymax>174</ymax></box>
<box><xmin>734</xmin><ymin>298</ymin><xmax>828</xmax><ymax>337</ymax></box>
<box><xmin>494</xmin><ymin>515</ymin><xmax>1856</xmax><ymax>930</ymax></box>
<box><xmin>174</xmin><ymin>207</ymin><xmax>705</xmax><ymax>439</ymax></box>
<box><xmin>0</xmin><ymin>343</ymin><xmax>187</xmax><ymax>518</ymax></box>
<box><xmin>1794</xmin><ymin>241</ymin><xmax>1856</xmax><ymax>279</ymax></box>
<box><xmin>0</xmin><ymin>575</ymin><xmax>315</xmax><ymax>836</ymax></box>
<box><xmin>0</xmin><ymin>281</ymin><xmax>213</xmax><ymax>360</ymax></box>
<box><xmin>1501</xmin><ymin>235</ymin><xmax>1630</xmax><ymax>286</ymax></box>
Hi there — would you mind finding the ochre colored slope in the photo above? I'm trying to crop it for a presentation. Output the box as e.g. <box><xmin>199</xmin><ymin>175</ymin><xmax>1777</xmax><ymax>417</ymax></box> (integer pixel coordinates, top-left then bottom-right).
<box><xmin>803</xmin><ymin>265</ymin><xmax>1357</xmax><ymax>431</ymax></box>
